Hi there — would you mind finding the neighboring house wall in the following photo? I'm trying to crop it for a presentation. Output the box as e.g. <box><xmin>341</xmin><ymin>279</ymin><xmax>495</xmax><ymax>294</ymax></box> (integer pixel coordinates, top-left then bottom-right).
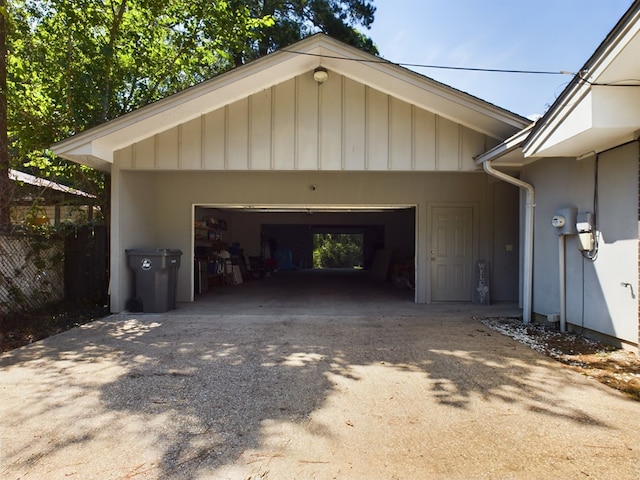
<box><xmin>522</xmin><ymin>142</ymin><xmax>639</xmax><ymax>346</ymax></box>
<box><xmin>109</xmin><ymin>168</ymin><xmax>516</xmax><ymax>312</ymax></box>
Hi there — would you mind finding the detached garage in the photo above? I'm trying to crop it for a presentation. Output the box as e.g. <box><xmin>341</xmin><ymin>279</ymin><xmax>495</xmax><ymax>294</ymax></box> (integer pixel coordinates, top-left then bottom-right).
<box><xmin>52</xmin><ymin>34</ymin><xmax>530</xmax><ymax>313</ymax></box>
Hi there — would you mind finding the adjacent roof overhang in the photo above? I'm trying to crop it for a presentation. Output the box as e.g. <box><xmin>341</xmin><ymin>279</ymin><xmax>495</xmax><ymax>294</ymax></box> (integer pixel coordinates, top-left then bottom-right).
<box><xmin>474</xmin><ymin>125</ymin><xmax>535</xmax><ymax>167</ymax></box>
<box><xmin>474</xmin><ymin>1</ymin><xmax>640</xmax><ymax>168</ymax></box>
<box><xmin>522</xmin><ymin>2</ymin><xmax>640</xmax><ymax>159</ymax></box>
<box><xmin>51</xmin><ymin>34</ymin><xmax>530</xmax><ymax>172</ymax></box>
<box><xmin>10</xmin><ymin>169</ymin><xmax>96</xmax><ymax>204</ymax></box>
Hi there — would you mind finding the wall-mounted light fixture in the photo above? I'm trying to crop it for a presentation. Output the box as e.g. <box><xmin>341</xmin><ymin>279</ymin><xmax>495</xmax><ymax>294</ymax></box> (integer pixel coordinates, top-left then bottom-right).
<box><xmin>313</xmin><ymin>66</ymin><xmax>328</xmax><ymax>83</ymax></box>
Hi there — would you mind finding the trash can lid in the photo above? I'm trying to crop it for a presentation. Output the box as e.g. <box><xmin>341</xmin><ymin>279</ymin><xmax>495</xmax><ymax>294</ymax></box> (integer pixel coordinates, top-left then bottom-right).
<box><xmin>126</xmin><ymin>248</ymin><xmax>183</xmax><ymax>256</ymax></box>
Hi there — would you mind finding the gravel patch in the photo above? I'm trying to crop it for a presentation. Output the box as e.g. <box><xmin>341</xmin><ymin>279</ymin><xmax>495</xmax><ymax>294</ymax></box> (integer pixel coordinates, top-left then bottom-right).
<box><xmin>478</xmin><ymin>316</ymin><xmax>640</xmax><ymax>401</ymax></box>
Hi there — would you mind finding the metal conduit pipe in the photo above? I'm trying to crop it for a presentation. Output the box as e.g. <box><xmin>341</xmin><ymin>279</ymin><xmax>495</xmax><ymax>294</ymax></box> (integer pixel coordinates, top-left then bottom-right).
<box><xmin>483</xmin><ymin>160</ymin><xmax>534</xmax><ymax>324</ymax></box>
<box><xmin>559</xmin><ymin>235</ymin><xmax>566</xmax><ymax>333</ymax></box>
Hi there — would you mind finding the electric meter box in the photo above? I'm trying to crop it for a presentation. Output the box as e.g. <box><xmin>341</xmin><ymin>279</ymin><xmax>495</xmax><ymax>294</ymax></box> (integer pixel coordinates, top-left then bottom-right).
<box><xmin>578</xmin><ymin>232</ymin><xmax>595</xmax><ymax>251</ymax></box>
<box><xmin>552</xmin><ymin>207</ymin><xmax>577</xmax><ymax>235</ymax></box>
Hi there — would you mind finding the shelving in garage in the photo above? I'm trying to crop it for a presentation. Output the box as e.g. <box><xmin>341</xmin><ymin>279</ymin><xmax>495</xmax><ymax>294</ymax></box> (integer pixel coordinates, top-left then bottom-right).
<box><xmin>194</xmin><ymin>217</ymin><xmax>231</xmax><ymax>293</ymax></box>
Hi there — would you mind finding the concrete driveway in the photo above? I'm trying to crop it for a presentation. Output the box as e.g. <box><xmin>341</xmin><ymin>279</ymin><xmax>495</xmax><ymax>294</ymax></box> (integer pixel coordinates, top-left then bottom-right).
<box><xmin>1</xmin><ymin>271</ymin><xmax>639</xmax><ymax>479</ymax></box>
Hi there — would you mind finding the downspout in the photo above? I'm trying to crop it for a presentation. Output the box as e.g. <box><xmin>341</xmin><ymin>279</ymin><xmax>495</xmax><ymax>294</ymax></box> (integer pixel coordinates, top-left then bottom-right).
<box><xmin>483</xmin><ymin>160</ymin><xmax>534</xmax><ymax>324</ymax></box>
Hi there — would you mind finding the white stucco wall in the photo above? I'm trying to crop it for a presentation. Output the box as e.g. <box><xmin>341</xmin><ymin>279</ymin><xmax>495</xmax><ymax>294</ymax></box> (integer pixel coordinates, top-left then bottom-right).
<box><xmin>110</xmin><ymin>169</ymin><xmax>158</xmax><ymax>311</ymax></box>
<box><xmin>522</xmin><ymin>143</ymin><xmax>638</xmax><ymax>344</ymax></box>
<box><xmin>109</xmin><ymin>169</ymin><xmax>519</xmax><ymax>311</ymax></box>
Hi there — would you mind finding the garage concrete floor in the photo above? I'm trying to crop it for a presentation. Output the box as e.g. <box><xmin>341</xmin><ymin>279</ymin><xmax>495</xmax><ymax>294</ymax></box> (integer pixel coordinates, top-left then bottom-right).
<box><xmin>186</xmin><ymin>269</ymin><xmax>520</xmax><ymax>317</ymax></box>
<box><xmin>1</xmin><ymin>270</ymin><xmax>639</xmax><ymax>479</ymax></box>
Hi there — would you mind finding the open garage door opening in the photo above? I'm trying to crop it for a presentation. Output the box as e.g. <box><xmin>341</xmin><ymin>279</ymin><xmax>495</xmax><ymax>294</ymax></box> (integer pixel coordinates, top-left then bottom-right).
<box><xmin>312</xmin><ymin>232</ymin><xmax>364</xmax><ymax>270</ymax></box>
<box><xmin>193</xmin><ymin>205</ymin><xmax>416</xmax><ymax>303</ymax></box>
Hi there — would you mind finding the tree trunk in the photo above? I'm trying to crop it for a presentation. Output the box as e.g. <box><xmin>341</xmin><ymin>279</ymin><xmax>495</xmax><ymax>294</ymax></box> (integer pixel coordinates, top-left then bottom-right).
<box><xmin>0</xmin><ymin>0</ymin><xmax>11</xmax><ymax>228</ymax></box>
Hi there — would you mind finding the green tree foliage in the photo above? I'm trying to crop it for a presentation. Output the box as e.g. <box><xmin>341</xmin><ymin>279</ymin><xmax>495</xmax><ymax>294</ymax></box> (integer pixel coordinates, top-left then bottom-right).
<box><xmin>6</xmin><ymin>0</ymin><xmax>275</xmax><ymax>224</ymax></box>
<box><xmin>233</xmin><ymin>0</ymin><xmax>377</xmax><ymax>64</ymax></box>
<box><xmin>2</xmin><ymin>0</ymin><xmax>376</xmax><ymax>227</ymax></box>
<box><xmin>313</xmin><ymin>233</ymin><xmax>363</xmax><ymax>269</ymax></box>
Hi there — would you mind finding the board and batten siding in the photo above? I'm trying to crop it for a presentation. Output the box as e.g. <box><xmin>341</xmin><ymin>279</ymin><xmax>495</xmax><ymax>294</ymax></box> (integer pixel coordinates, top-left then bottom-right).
<box><xmin>115</xmin><ymin>73</ymin><xmax>491</xmax><ymax>172</ymax></box>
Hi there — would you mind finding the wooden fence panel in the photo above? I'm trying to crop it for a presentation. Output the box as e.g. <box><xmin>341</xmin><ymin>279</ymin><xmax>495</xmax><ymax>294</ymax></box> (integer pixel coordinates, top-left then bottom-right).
<box><xmin>64</xmin><ymin>226</ymin><xmax>108</xmax><ymax>304</ymax></box>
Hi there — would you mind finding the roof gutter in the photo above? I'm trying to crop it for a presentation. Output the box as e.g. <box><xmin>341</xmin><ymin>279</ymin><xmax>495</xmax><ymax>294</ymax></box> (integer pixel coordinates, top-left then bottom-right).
<box><xmin>483</xmin><ymin>160</ymin><xmax>534</xmax><ymax>324</ymax></box>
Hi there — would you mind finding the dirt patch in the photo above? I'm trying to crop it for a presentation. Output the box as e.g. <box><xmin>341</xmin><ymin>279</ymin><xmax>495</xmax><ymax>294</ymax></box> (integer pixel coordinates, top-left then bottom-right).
<box><xmin>0</xmin><ymin>302</ymin><xmax>109</xmax><ymax>353</ymax></box>
<box><xmin>479</xmin><ymin>316</ymin><xmax>640</xmax><ymax>401</ymax></box>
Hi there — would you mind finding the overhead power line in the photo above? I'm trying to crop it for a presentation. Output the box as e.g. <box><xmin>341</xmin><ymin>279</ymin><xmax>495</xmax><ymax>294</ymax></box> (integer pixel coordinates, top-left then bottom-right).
<box><xmin>280</xmin><ymin>48</ymin><xmax>570</xmax><ymax>76</ymax></box>
<box><xmin>282</xmin><ymin>48</ymin><xmax>640</xmax><ymax>85</ymax></box>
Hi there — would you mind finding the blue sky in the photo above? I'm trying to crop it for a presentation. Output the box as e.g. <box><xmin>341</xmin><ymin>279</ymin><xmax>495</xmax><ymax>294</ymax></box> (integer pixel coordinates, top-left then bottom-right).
<box><xmin>366</xmin><ymin>1</ymin><xmax>633</xmax><ymax>119</ymax></box>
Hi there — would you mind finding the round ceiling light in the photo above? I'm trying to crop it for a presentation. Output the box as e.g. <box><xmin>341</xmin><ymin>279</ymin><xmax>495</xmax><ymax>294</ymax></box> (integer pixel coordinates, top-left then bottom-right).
<box><xmin>313</xmin><ymin>66</ymin><xmax>329</xmax><ymax>83</ymax></box>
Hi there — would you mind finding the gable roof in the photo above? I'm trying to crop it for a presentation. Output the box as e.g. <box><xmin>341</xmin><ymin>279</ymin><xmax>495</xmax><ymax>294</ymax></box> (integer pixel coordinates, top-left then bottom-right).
<box><xmin>522</xmin><ymin>0</ymin><xmax>640</xmax><ymax>158</ymax></box>
<box><xmin>52</xmin><ymin>34</ymin><xmax>530</xmax><ymax>172</ymax></box>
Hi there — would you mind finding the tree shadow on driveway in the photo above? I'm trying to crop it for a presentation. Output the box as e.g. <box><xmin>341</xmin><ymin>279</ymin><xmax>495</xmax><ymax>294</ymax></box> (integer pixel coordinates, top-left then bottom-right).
<box><xmin>1</xmin><ymin>313</ymin><xmax>638</xmax><ymax>479</ymax></box>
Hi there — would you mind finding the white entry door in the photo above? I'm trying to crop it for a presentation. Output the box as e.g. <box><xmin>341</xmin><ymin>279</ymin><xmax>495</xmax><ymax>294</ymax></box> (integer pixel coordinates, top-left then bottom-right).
<box><xmin>430</xmin><ymin>206</ymin><xmax>473</xmax><ymax>301</ymax></box>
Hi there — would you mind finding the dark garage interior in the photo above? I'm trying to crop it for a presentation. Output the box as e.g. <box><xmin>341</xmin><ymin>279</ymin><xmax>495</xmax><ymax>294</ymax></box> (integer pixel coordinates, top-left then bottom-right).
<box><xmin>193</xmin><ymin>206</ymin><xmax>416</xmax><ymax>299</ymax></box>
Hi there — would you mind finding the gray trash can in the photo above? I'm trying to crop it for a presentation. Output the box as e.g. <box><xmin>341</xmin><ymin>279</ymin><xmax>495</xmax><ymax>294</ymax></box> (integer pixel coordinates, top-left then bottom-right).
<box><xmin>126</xmin><ymin>249</ymin><xmax>182</xmax><ymax>313</ymax></box>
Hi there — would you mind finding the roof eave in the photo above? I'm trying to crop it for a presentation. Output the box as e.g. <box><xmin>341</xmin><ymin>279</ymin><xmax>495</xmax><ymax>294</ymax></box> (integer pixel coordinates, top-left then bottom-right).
<box><xmin>475</xmin><ymin>124</ymin><xmax>536</xmax><ymax>167</ymax></box>
<box><xmin>522</xmin><ymin>1</ymin><xmax>640</xmax><ymax>157</ymax></box>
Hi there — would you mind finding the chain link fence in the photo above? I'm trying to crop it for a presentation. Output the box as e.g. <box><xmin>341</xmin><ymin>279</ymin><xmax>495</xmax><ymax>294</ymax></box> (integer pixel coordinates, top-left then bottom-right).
<box><xmin>0</xmin><ymin>233</ymin><xmax>65</xmax><ymax>313</ymax></box>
